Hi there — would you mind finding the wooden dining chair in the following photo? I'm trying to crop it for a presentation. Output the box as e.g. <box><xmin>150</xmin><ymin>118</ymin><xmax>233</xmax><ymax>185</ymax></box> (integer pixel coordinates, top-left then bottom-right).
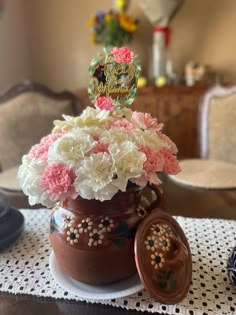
<box><xmin>160</xmin><ymin>85</ymin><xmax>236</xmax><ymax>219</ymax></box>
<box><xmin>168</xmin><ymin>84</ymin><xmax>236</xmax><ymax>191</ymax></box>
<box><xmin>0</xmin><ymin>80</ymin><xmax>83</xmax><ymax>209</ymax></box>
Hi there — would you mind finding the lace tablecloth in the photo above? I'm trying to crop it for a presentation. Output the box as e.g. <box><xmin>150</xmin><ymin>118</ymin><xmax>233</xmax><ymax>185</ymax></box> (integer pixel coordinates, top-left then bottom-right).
<box><xmin>0</xmin><ymin>209</ymin><xmax>236</xmax><ymax>315</ymax></box>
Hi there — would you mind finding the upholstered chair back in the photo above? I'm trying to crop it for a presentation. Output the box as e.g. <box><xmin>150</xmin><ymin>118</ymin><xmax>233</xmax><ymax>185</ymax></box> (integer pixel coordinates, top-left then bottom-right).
<box><xmin>0</xmin><ymin>81</ymin><xmax>82</xmax><ymax>171</ymax></box>
<box><xmin>200</xmin><ymin>86</ymin><xmax>236</xmax><ymax>164</ymax></box>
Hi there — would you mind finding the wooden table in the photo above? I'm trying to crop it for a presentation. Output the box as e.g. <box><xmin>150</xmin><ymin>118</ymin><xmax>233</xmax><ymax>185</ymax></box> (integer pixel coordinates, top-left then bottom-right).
<box><xmin>1</xmin><ymin>176</ymin><xmax>236</xmax><ymax>315</ymax></box>
<box><xmin>0</xmin><ymin>293</ymin><xmax>151</xmax><ymax>315</ymax></box>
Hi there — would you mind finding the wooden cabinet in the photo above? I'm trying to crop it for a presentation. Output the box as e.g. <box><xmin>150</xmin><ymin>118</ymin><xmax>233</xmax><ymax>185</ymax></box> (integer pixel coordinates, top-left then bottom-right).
<box><xmin>132</xmin><ymin>85</ymin><xmax>211</xmax><ymax>158</ymax></box>
<box><xmin>77</xmin><ymin>85</ymin><xmax>211</xmax><ymax>159</ymax></box>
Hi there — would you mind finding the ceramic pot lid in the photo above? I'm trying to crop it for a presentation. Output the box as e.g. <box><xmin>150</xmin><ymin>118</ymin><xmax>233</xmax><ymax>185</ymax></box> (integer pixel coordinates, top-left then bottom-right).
<box><xmin>134</xmin><ymin>209</ymin><xmax>192</xmax><ymax>304</ymax></box>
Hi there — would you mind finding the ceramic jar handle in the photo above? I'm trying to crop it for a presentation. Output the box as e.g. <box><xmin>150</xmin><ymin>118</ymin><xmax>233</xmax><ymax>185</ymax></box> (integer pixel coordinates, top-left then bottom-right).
<box><xmin>145</xmin><ymin>184</ymin><xmax>163</xmax><ymax>213</ymax></box>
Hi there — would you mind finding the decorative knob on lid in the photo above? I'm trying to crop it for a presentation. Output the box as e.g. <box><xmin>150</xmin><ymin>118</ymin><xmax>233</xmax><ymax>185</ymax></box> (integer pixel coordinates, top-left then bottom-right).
<box><xmin>135</xmin><ymin>209</ymin><xmax>192</xmax><ymax>304</ymax></box>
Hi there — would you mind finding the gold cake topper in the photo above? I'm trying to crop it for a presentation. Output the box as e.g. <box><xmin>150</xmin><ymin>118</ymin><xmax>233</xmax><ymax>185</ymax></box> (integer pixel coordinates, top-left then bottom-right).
<box><xmin>88</xmin><ymin>47</ymin><xmax>141</xmax><ymax>110</ymax></box>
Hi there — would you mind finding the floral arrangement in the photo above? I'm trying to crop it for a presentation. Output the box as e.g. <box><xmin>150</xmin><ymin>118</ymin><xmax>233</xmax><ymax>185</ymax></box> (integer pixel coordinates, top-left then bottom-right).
<box><xmin>87</xmin><ymin>2</ymin><xmax>138</xmax><ymax>48</ymax></box>
<box><xmin>18</xmin><ymin>47</ymin><xmax>180</xmax><ymax>208</ymax></box>
<box><xmin>18</xmin><ymin>106</ymin><xmax>180</xmax><ymax>208</ymax></box>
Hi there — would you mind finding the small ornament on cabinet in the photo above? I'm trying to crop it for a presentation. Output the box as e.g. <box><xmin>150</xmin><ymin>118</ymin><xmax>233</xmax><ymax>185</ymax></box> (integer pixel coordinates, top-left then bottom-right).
<box><xmin>137</xmin><ymin>76</ymin><xmax>147</xmax><ymax>88</ymax></box>
<box><xmin>155</xmin><ymin>76</ymin><xmax>167</xmax><ymax>88</ymax></box>
<box><xmin>184</xmin><ymin>61</ymin><xmax>222</xmax><ymax>87</ymax></box>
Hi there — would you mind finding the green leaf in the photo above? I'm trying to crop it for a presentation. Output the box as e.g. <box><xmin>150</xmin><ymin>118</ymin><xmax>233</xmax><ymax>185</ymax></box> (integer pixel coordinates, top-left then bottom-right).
<box><xmin>125</xmin><ymin>98</ymin><xmax>134</xmax><ymax>105</ymax></box>
<box><xmin>126</xmin><ymin>227</ymin><xmax>136</xmax><ymax>239</ymax></box>
<box><xmin>50</xmin><ymin>216</ymin><xmax>56</xmax><ymax>226</ymax></box>
<box><xmin>157</xmin><ymin>277</ymin><xmax>167</xmax><ymax>289</ymax></box>
<box><xmin>130</xmin><ymin>88</ymin><xmax>137</xmax><ymax>98</ymax></box>
<box><xmin>109</xmin><ymin>221</ymin><xmax>136</xmax><ymax>239</ymax></box>
<box><xmin>109</xmin><ymin>221</ymin><xmax>129</xmax><ymax>236</ymax></box>
<box><xmin>50</xmin><ymin>224</ymin><xmax>56</xmax><ymax>234</ymax></box>
<box><xmin>90</xmin><ymin>58</ymin><xmax>98</xmax><ymax>67</ymax></box>
<box><xmin>169</xmin><ymin>273</ymin><xmax>177</xmax><ymax>289</ymax></box>
<box><xmin>50</xmin><ymin>216</ymin><xmax>57</xmax><ymax>234</ymax></box>
<box><xmin>89</xmin><ymin>66</ymin><xmax>95</xmax><ymax>75</ymax></box>
<box><xmin>109</xmin><ymin>237</ymin><xmax>127</xmax><ymax>248</ymax></box>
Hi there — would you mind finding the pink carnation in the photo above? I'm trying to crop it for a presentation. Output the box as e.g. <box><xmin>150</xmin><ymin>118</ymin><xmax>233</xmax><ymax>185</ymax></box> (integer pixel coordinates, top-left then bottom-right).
<box><xmin>131</xmin><ymin>171</ymin><xmax>162</xmax><ymax>186</ymax></box>
<box><xmin>110</xmin><ymin>117</ymin><xmax>134</xmax><ymax>130</ymax></box>
<box><xmin>132</xmin><ymin>112</ymin><xmax>163</xmax><ymax>131</ymax></box>
<box><xmin>110</xmin><ymin>47</ymin><xmax>134</xmax><ymax>63</ymax></box>
<box><xmin>94</xmin><ymin>96</ymin><xmax>114</xmax><ymax>111</ymax></box>
<box><xmin>40</xmin><ymin>163</ymin><xmax>77</xmax><ymax>202</ymax></box>
<box><xmin>92</xmin><ymin>135</ymin><xmax>99</xmax><ymax>141</ymax></box>
<box><xmin>136</xmin><ymin>145</ymin><xmax>164</xmax><ymax>185</ymax></box>
<box><xmin>158</xmin><ymin>132</ymin><xmax>178</xmax><ymax>154</ymax></box>
<box><xmin>91</xmin><ymin>142</ymin><xmax>109</xmax><ymax>154</ymax></box>
<box><xmin>29</xmin><ymin>132</ymin><xmax>65</xmax><ymax>161</ymax></box>
<box><xmin>139</xmin><ymin>145</ymin><xmax>164</xmax><ymax>173</ymax></box>
<box><xmin>159</xmin><ymin>147</ymin><xmax>181</xmax><ymax>174</ymax></box>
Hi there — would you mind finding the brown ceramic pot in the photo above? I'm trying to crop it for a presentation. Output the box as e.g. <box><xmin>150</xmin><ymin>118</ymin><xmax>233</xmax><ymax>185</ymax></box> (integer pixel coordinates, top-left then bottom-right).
<box><xmin>49</xmin><ymin>184</ymin><xmax>161</xmax><ymax>285</ymax></box>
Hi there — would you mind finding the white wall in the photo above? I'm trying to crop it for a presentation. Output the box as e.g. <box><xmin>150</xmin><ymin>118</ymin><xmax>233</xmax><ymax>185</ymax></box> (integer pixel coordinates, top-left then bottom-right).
<box><xmin>1</xmin><ymin>0</ymin><xmax>236</xmax><ymax>92</ymax></box>
<box><xmin>26</xmin><ymin>0</ymin><xmax>151</xmax><ymax>91</ymax></box>
<box><xmin>0</xmin><ymin>0</ymin><xmax>31</xmax><ymax>92</ymax></box>
<box><xmin>26</xmin><ymin>0</ymin><xmax>236</xmax><ymax>91</ymax></box>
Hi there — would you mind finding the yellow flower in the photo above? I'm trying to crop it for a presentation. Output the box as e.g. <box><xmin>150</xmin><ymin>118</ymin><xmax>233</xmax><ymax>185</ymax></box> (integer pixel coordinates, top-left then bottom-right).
<box><xmin>89</xmin><ymin>33</ymin><xmax>95</xmax><ymax>44</ymax></box>
<box><xmin>105</xmin><ymin>14</ymin><xmax>112</xmax><ymax>22</ymax></box>
<box><xmin>86</xmin><ymin>16</ymin><xmax>96</xmax><ymax>28</ymax></box>
<box><xmin>119</xmin><ymin>12</ymin><xmax>136</xmax><ymax>32</ymax></box>
<box><xmin>115</xmin><ymin>0</ymin><xmax>126</xmax><ymax>12</ymax></box>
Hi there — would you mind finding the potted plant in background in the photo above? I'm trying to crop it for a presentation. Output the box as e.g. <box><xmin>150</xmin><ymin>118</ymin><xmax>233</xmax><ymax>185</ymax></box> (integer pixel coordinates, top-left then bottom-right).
<box><xmin>87</xmin><ymin>0</ymin><xmax>138</xmax><ymax>51</ymax></box>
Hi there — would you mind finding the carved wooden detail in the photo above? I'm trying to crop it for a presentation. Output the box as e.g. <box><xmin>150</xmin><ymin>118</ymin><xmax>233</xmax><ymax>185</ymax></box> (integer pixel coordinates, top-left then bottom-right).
<box><xmin>0</xmin><ymin>80</ymin><xmax>83</xmax><ymax>115</ymax></box>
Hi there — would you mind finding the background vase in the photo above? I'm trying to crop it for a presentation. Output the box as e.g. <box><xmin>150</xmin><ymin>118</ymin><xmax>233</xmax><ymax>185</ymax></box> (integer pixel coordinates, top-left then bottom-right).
<box><xmin>150</xmin><ymin>27</ymin><xmax>172</xmax><ymax>83</ymax></box>
<box><xmin>49</xmin><ymin>185</ymin><xmax>161</xmax><ymax>285</ymax></box>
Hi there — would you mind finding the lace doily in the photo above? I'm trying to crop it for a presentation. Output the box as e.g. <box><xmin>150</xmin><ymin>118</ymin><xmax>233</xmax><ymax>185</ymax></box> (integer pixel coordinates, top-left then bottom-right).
<box><xmin>0</xmin><ymin>209</ymin><xmax>236</xmax><ymax>315</ymax></box>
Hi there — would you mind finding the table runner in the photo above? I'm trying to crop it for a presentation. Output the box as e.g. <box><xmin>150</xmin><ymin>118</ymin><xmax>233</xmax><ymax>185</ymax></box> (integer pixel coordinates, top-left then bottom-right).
<box><xmin>0</xmin><ymin>209</ymin><xmax>235</xmax><ymax>315</ymax></box>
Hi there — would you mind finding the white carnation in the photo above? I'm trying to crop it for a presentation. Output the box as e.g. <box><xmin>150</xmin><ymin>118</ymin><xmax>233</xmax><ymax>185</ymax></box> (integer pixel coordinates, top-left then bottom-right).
<box><xmin>112</xmin><ymin>107</ymin><xmax>133</xmax><ymax>119</ymax></box>
<box><xmin>53</xmin><ymin>107</ymin><xmax>111</xmax><ymax>131</ymax></box>
<box><xmin>53</xmin><ymin>114</ymin><xmax>80</xmax><ymax>132</ymax></box>
<box><xmin>18</xmin><ymin>156</ymin><xmax>53</xmax><ymax>207</ymax></box>
<box><xmin>131</xmin><ymin>129</ymin><xmax>169</xmax><ymax>150</ymax></box>
<box><xmin>79</xmin><ymin>126</ymin><xmax>105</xmax><ymax>138</ymax></box>
<box><xmin>100</xmin><ymin>129</ymin><xmax>130</xmax><ymax>145</ymax></box>
<box><xmin>48</xmin><ymin>129</ymin><xmax>97</xmax><ymax>168</ymax></box>
<box><xmin>74</xmin><ymin>153</ymin><xmax>119</xmax><ymax>201</ymax></box>
<box><xmin>77</xmin><ymin>106</ymin><xmax>111</xmax><ymax>128</ymax></box>
<box><xmin>109</xmin><ymin>141</ymin><xmax>146</xmax><ymax>186</ymax></box>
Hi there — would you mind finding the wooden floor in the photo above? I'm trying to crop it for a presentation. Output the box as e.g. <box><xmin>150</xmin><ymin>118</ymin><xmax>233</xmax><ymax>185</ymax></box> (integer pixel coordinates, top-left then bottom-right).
<box><xmin>161</xmin><ymin>175</ymin><xmax>236</xmax><ymax>220</ymax></box>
